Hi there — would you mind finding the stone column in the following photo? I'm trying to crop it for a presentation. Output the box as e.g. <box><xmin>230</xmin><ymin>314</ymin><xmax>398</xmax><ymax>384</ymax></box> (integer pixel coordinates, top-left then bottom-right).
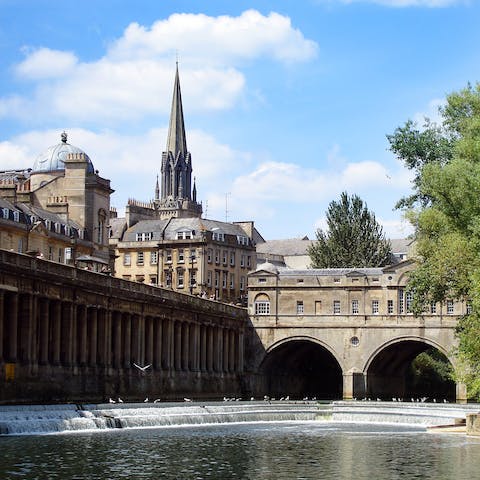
<box><xmin>38</xmin><ymin>298</ymin><xmax>49</xmax><ymax>365</ymax></box>
<box><xmin>78</xmin><ymin>305</ymin><xmax>87</xmax><ymax>366</ymax></box>
<box><xmin>61</xmin><ymin>301</ymin><xmax>73</xmax><ymax>365</ymax></box>
<box><xmin>456</xmin><ymin>382</ymin><xmax>468</xmax><ymax>404</ymax></box>
<box><xmin>182</xmin><ymin>323</ymin><xmax>189</xmax><ymax>371</ymax></box>
<box><xmin>174</xmin><ymin>321</ymin><xmax>182</xmax><ymax>371</ymax></box>
<box><xmin>200</xmin><ymin>325</ymin><xmax>207</xmax><ymax>372</ymax></box>
<box><xmin>112</xmin><ymin>311</ymin><xmax>122</xmax><ymax>369</ymax></box>
<box><xmin>153</xmin><ymin>317</ymin><xmax>162</xmax><ymax>370</ymax></box>
<box><xmin>145</xmin><ymin>316</ymin><xmax>154</xmax><ymax>367</ymax></box>
<box><xmin>343</xmin><ymin>371</ymin><xmax>366</xmax><ymax>400</ymax></box>
<box><xmin>88</xmin><ymin>307</ymin><xmax>98</xmax><ymax>366</ymax></box>
<box><xmin>18</xmin><ymin>293</ymin><xmax>33</xmax><ymax>363</ymax></box>
<box><xmin>123</xmin><ymin>313</ymin><xmax>131</xmax><ymax>368</ymax></box>
<box><xmin>222</xmin><ymin>328</ymin><xmax>229</xmax><ymax>373</ymax></box>
<box><xmin>217</xmin><ymin>327</ymin><xmax>223</xmax><ymax>373</ymax></box>
<box><xmin>207</xmin><ymin>326</ymin><xmax>214</xmax><ymax>372</ymax></box>
<box><xmin>229</xmin><ymin>330</ymin><xmax>235</xmax><ymax>373</ymax></box>
<box><xmin>51</xmin><ymin>300</ymin><xmax>61</xmax><ymax>365</ymax></box>
<box><xmin>96</xmin><ymin>309</ymin><xmax>106</xmax><ymax>366</ymax></box>
<box><xmin>105</xmin><ymin>308</ymin><xmax>112</xmax><ymax>368</ymax></box>
<box><xmin>237</xmin><ymin>331</ymin><xmax>244</xmax><ymax>373</ymax></box>
<box><xmin>161</xmin><ymin>318</ymin><xmax>171</xmax><ymax>370</ymax></box>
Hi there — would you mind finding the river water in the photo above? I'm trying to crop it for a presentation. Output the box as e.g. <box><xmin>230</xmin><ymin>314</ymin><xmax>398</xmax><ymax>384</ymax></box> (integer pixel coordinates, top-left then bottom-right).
<box><xmin>1</xmin><ymin>421</ymin><xmax>479</xmax><ymax>480</ymax></box>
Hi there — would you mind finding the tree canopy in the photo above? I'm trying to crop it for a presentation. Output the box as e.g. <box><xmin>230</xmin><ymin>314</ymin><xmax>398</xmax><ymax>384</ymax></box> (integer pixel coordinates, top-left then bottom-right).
<box><xmin>308</xmin><ymin>192</ymin><xmax>392</xmax><ymax>268</ymax></box>
<box><xmin>387</xmin><ymin>83</ymin><xmax>480</xmax><ymax>399</ymax></box>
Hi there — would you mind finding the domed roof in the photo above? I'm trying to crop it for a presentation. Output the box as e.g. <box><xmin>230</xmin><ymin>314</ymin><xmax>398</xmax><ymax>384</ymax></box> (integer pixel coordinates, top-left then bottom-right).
<box><xmin>32</xmin><ymin>132</ymin><xmax>94</xmax><ymax>174</ymax></box>
<box><xmin>256</xmin><ymin>262</ymin><xmax>278</xmax><ymax>274</ymax></box>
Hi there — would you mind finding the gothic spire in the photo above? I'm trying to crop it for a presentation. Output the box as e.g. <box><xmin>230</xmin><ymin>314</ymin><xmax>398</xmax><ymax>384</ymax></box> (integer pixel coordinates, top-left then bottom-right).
<box><xmin>165</xmin><ymin>63</ymin><xmax>187</xmax><ymax>158</ymax></box>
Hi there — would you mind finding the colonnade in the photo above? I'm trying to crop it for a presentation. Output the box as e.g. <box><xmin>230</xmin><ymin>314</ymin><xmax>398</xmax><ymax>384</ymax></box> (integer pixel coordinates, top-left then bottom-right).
<box><xmin>0</xmin><ymin>289</ymin><xmax>245</xmax><ymax>375</ymax></box>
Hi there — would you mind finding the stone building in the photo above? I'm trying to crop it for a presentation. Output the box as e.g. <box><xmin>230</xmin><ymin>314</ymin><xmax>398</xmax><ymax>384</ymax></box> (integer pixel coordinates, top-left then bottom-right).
<box><xmin>0</xmin><ymin>133</ymin><xmax>113</xmax><ymax>269</ymax></box>
<box><xmin>110</xmin><ymin>66</ymin><xmax>262</xmax><ymax>302</ymax></box>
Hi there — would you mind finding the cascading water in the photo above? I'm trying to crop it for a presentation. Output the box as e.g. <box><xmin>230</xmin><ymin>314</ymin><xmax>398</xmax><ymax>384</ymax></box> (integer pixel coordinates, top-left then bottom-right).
<box><xmin>0</xmin><ymin>402</ymin><xmax>328</xmax><ymax>435</ymax></box>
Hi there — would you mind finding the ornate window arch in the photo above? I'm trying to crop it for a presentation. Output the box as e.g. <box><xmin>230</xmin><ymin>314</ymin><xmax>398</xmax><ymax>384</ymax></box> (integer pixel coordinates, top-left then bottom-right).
<box><xmin>254</xmin><ymin>293</ymin><xmax>271</xmax><ymax>315</ymax></box>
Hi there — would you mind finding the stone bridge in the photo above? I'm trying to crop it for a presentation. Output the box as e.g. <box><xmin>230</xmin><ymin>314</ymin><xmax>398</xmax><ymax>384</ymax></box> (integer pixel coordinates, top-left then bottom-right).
<box><xmin>246</xmin><ymin>262</ymin><xmax>466</xmax><ymax>402</ymax></box>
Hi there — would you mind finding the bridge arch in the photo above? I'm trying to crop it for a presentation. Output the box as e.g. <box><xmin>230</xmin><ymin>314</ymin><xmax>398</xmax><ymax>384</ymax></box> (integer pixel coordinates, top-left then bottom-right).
<box><xmin>257</xmin><ymin>336</ymin><xmax>344</xmax><ymax>400</ymax></box>
<box><xmin>363</xmin><ymin>336</ymin><xmax>456</xmax><ymax>401</ymax></box>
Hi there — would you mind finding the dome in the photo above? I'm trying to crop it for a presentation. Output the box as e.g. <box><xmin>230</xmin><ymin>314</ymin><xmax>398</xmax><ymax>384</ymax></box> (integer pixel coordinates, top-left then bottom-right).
<box><xmin>32</xmin><ymin>132</ymin><xmax>94</xmax><ymax>174</ymax></box>
<box><xmin>256</xmin><ymin>262</ymin><xmax>278</xmax><ymax>274</ymax></box>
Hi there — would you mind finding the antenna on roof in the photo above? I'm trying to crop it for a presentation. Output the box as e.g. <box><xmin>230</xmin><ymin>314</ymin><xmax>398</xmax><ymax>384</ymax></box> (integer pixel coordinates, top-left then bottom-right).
<box><xmin>225</xmin><ymin>192</ymin><xmax>231</xmax><ymax>222</ymax></box>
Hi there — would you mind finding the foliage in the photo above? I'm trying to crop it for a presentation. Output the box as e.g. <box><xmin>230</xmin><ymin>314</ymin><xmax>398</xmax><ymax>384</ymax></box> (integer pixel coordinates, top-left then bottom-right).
<box><xmin>308</xmin><ymin>192</ymin><xmax>392</xmax><ymax>268</ymax></box>
<box><xmin>389</xmin><ymin>82</ymin><xmax>480</xmax><ymax>399</ymax></box>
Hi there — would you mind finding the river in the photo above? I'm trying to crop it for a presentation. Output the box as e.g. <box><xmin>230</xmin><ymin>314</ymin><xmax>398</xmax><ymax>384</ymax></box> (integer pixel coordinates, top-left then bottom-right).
<box><xmin>1</xmin><ymin>420</ymin><xmax>480</xmax><ymax>479</ymax></box>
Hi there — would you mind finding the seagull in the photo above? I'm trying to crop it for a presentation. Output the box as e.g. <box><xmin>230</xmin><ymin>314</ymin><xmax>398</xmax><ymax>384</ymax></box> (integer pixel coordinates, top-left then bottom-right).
<box><xmin>118</xmin><ymin>397</ymin><xmax>124</xmax><ymax>403</ymax></box>
<box><xmin>108</xmin><ymin>398</ymin><xmax>116</xmax><ymax>404</ymax></box>
<box><xmin>153</xmin><ymin>399</ymin><xmax>161</xmax><ymax>403</ymax></box>
<box><xmin>144</xmin><ymin>397</ymin><xmax>149</xmax><ymax>403</ymax></box>
<box><xmin>133</xmin><ymin>363</ymin><xmax>152</xmax><ymax>372</ymax></box>
<box><xmin>184</xmin><ymin>397</ymin><xmax>193</xmax><ymax>402</ymax></box>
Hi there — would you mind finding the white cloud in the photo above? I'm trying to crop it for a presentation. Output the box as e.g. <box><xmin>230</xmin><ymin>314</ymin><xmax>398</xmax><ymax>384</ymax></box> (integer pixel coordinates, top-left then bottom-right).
<box><xmin>108</xmin><ymin>10</ymin><xmax>318</xmax><ymax>65</ymax></box>
<box><xmin>15</xmin><ymin>48</ymin><xmax>78</xmax><ymax>79</ymax></box>
<box><xmin>1</xmin><ymin>10</ymin><xmax>317</xmax><ymax>124</ymax></box>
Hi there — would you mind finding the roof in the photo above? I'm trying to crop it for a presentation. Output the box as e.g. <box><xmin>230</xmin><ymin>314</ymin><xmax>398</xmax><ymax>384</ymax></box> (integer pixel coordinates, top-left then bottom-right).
<box><xmin>256</xmin><ymin>237</ymin><xmax>313</xmax><ymax>256</ymax></box>
<box><xmin>389</xmin><ymin>238</ymin><xmax>413</xmax><ymax>254</ymax></box>
<box><xmin>121</xmin><ymin>217</ymin><xmax>253</xmax><ymax>242</ymax></box>
<box><xmin>31</xmin><ymin>132</ymin><xmax>94</xmax><ymax>174</ymax></box>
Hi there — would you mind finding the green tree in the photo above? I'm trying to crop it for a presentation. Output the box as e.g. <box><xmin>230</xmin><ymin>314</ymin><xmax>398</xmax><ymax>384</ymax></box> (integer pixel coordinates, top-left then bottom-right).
<box><xmin>308</xmin><ymin>192</ymin><xmax>392</xmax><ymax>268</ymax></box>
<box><xmin>388</xmin><ymin>83</ymin><xmax>480</xmax><ymax>399</ymax></box>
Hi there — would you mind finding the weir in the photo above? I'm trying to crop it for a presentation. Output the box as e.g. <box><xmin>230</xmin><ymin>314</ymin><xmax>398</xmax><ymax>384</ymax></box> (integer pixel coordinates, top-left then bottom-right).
<box><xmin>0</xmin><ymin>401</ymin><xmax>327</xmax><ymax>435</ymax></box>
<box><xmin>1</xmin><ymin>401</ymin><xmax>480</xmax><ymax>436</ymax></box>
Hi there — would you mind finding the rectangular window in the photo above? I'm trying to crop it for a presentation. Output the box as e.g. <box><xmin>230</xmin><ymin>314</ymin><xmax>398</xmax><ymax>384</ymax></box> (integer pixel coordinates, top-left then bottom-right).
<box><xmin>124</xmin><ymin>252</ymin><xmax>131</xmax><ymax>266</ymax></box>
<box><xmin>398</xmin><ymin>289</ymin><xmax>404</xmax><ymax>314</ymax></box>
<box><xmin>230</xmin><ymin>251</ymin><xmax>235</xmax><ymax>266</ymax></box>
<box><xmin>150</xmin><ymin>251</ymin><xmax>158</xmax><ymax>265</ymax></box>
<box><xmin>215</xmin><ymin>250</ymin><xmax>220</xmax><ymax>264</ymax></box>
<box><xmin>2</xmin><ymin>208</ymin><xmax>8</xmax><ymax>219</ymax></box>
<box><xmin>240</xmin><ymin>254</ymin><xmax>245</xmax><ymax>267</ymax></box>
<box><xmin>189</xmin><ymin>249</ymin><xmax>196</xmax><ymax>262</ymax></box>
<box><xmin>166</xmin><ymin>249</ymin><xmax>172</xmax><ymax>263</ymax></box>
<box><xmin>177</xmin><ymin>270</ymin><xmax>184</xmax><ymax>288</ymax></box>
<box><xmin>190</xmin><ymin>269</ymin><xmax>196</xmax><ymax>287</ymax></box>
<box><xmin>178</xmin><ymin>249</ymin><xmax>184</xmax><ymax>263</ymax></box>
<box><xmin>229</xmin><ymin>274</ymin><xmax>234</xmax><ymax>290</ymax></box>
<box><xmin>406</xmin><ymin>291</ymin><xmax>413</xmax><ymax>312</ymax></box>
<box><xmin>137</xmin><ymin>252</ymin><xmax>144</xmax><ymax>265</ymax></box>
<box><xmin>352</xmin><ymin>299</ymin><xmax>359</xmax><ymax>314</ymax></box>
<box><xmin>430</xmin><ymin>302</ymin><xmax>437</xmax><ymax>314</ymax></box>
<box><xmin>387</xmin><ymin>299</ymin><xmax>394</xmax><ymax>314</ymax></box>
<box><xmin>255</xmin><ymin>301</ymin><xmax>270</xmax><ymax>315</ymax></box>
<box><xmin>333</xmin><ymin>300</ymin><xmax>341</xmax><ymax>314</ymax></box>
<box><xmin>58</xmin><ymin>248</ymin><xmax>63</xmax><ymax>263</ymax></box>
<box><xmin>240</xmin><ymin>276</ymin><xmax>245</xmax><ymax>291</ymax></box>
<box><xmin>222</xmin><ymin>271</ymin><xmax>227</xmax><ymax>289</ymax></box>
<box><xmin>165</xmin><ymin>269</ymin><xmax>172</xmax><ymax>287</ymax></box>
<box><xmin>215</xmin><ymin>271</ymin><xmax>219</xmax><ymax>288</ymax></box>
<box><xmin>372</xmin><ymin>300</ymin><xmax>379</xmax><ymax>315</ymax></box>
<box><xmin>447</xmin><ymin>300</ymin><xmax>454</xmax><ymax>315</ymax></box>
<box><xmin>237</xmin><ymin>235</ymin><xmax>248</xmax><ymax>245</ymax></box>
<box><xmin>466</xmin><ymin>301</ymin><xmax>473</xmax><ymax>315</ymax></box>
<box><xmin>222</xmin><ymin>250</ymin><xmax>228</xmax><ymax>265</ymax></box>
<box><xmin>247</xmin><ymin>256</ymin><xmax>251</xmax><ymax>268</ymax></box>
<box><xmin>207</xmin><ymin>271</ymin><xmax>212</xmax><ymax>287</ymax></box>
<box><xmin>17</xmin><ymin>238</ymin><xmax>23</xmax><ymax>254</ymax></box>
<box><xmin>212</xmin><ymin>232</ymin><xmax>225</xmax><ymax>241</ymax></box>
<box><xmin>13</xmin><ymin>211</ymin><xmax>20</xmax><ymax>222</ymax></box>
<box><xmin>207</xmin><ymin>249</ymin><xmax>212</xmax><ymax>263</ymax></box>
<box><xmin>150</xmin><ymin>275</ymin><xmax>157</xmax><ymax>285</ymax></box>
<box><xmin>296</xmin><ymin>301</ymin><xmax>304</xmax><ymax>315</ymax></box>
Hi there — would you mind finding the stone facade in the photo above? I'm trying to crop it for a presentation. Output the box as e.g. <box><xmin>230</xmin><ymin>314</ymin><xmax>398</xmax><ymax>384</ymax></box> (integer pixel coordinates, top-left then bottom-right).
<box><xmin>0</xmin><ymin>133</ymin><xmax>113</xmax><ymax>270</ymax></box>
<box><xmin>247</xmin><ymin>260</ymin><xmax>467</xmax><ymax>401</ymax></box>
<box><xmin>0</xmin><ymin>249</ymin><xmax>247</xmax><ymax>403</ymax></box>
<box><xmin>109</xmin><ymin>66</ymin><xmax>262</xmax><ymax>301</ymax></box>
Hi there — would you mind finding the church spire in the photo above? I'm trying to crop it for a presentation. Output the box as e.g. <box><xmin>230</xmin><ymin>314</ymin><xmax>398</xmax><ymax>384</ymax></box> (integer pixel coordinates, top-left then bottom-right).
<box><xmin>165</xmin><ymin>63</ymin><xmax>187</xmax><ymax>157</ymax></box>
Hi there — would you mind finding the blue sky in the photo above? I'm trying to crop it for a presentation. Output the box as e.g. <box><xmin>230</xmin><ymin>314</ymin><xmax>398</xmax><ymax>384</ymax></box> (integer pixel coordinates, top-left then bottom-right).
<box><xmin>1</xmin><ymin>0</ymin><xmax>479</xmax><ymax>240</ymax></box>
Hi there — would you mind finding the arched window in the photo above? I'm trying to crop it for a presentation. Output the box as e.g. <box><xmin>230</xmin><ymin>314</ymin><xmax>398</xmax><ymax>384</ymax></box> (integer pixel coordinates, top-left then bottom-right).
<box><xmin>254</xmin><ymin>293</ymin><xmax>271</xmax><ymax>315</ymax></box>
